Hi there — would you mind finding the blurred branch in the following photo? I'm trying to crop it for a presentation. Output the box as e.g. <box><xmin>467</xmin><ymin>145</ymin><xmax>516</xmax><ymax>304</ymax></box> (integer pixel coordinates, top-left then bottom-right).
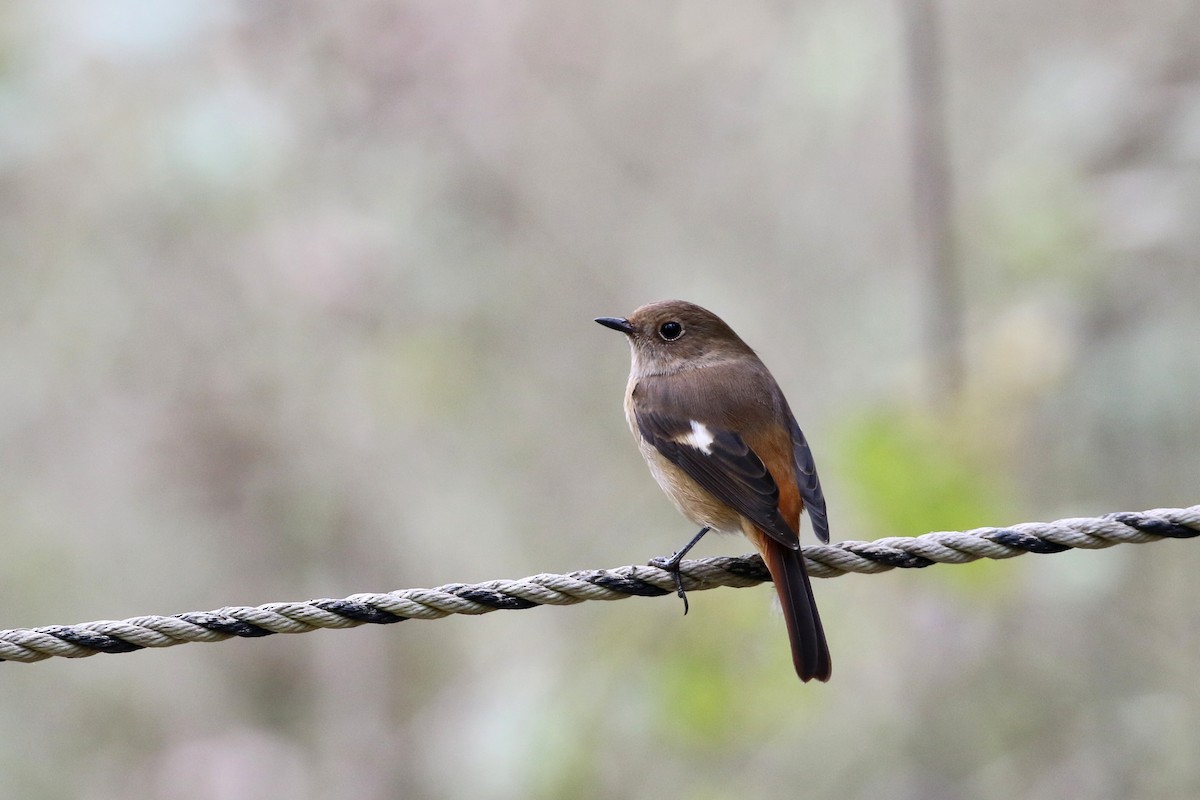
<box><xmin>902</xmin><ymin>0</ymin><xmax>963</xmax><ymax>405</ymax></box>
<box><xmin>1</xmin><ymin>506</ymin><xmax>1195</xmax><ymax>664</ymax></box>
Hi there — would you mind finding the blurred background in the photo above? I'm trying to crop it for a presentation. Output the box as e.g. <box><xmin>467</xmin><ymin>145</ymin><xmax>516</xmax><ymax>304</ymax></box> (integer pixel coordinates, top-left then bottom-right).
<box><xmin>1</xmin><ymin>1</ymin><xmax>1198</xmax><ymax>798</ymax></box>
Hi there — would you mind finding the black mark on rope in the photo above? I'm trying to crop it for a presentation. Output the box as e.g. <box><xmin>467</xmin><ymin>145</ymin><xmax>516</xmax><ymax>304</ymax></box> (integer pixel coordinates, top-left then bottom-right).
<box><xmin>987</xmin><ymin>529</ymin><xmax>1072</xmax><ymax>554</ymax></box>
<box><xmin>578</xmin><ymin>570</ymin><xmax>672</xmax><ymax>597</ymax></box>
<box><xmin>1108</xmin><ymin>512</ymin><xmax>1199</xmax><ymax>539</ymax></box>
<box><xmin>452</xmin><ymin>586</ymin><xmax>540</xmax><ymax>610</ymax></box>
<box><xmin>851</xmin><ymin>544</ymin><xmax>935</xmax><ymax>569</ymax></box>
<box><xmin>178</xmin><ymin>612</ymin><xmax>275</xmax><ymax>638</ymax></box>
<box><xmin>312</xmin><ymin>599</ymin><xmax>406</xmax><ymax>624</ymax></box>
<box><xmin>41</xmin><ymin>626</ymin><xmax>145</xmax><ymax>655</ymax></box>
<box><xmin>720</xmin><ymin>555</ymin><xmax>771</xmax><ymax>582</ymax></box>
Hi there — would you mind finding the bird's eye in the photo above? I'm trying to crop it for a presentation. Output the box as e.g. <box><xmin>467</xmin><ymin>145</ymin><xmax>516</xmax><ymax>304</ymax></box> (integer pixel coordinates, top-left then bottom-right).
<box><xmin>658</xmin><ymin>321</ymin><xmax>684</xmax><ymax>341</ymax></box>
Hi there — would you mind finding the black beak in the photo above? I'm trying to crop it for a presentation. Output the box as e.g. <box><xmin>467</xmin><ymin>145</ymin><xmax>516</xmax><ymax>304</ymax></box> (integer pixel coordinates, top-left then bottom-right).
<box><xmin>594</xmin><ymin>316</ymin><xmax>635</xmax><ymax>334</ymax></box>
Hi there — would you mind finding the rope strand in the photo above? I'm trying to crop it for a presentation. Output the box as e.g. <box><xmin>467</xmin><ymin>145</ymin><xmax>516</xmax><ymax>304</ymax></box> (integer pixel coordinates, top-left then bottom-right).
<box><xmin>2</xmin><ymin>505</ymin><xmax>1195</xmax><ymax>664</ymax></box>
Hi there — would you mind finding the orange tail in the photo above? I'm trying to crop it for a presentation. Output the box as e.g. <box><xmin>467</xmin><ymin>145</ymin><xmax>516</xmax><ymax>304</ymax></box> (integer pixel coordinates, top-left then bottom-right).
<box><xmin>755</xmin><ymin>532</ymin><xmax>831</xmax><ymax>682</ymax></box>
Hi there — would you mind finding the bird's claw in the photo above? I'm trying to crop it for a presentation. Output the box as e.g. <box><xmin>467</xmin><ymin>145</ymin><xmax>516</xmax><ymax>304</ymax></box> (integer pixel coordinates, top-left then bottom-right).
<box><xmin>647</xmin><ymin>526</ymin><xmax>710</xmax><ymax>616</ymax></box>
<box><xmin>648</xmin><ymin>553</ymin><xmax>690</xmax><ymax>615</ymax></box>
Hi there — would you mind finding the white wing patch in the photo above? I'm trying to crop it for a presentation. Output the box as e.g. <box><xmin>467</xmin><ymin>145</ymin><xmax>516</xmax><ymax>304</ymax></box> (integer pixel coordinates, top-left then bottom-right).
<box><xmin>679</xmin><ymin>420</ymin><xmax>716</xmax><ymax>455</ymax></box>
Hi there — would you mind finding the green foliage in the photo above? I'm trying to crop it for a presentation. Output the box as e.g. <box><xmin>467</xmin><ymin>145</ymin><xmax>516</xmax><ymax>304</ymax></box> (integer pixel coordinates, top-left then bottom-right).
<box><xmin>834</xmin><ymin>405</ymin><xmax>1015</xmax><ymax>591</ymax></box>
<box><xmin>648</xmin><ymin>593</ymin><xmax>821</xmax><ymax>747</ymax></box>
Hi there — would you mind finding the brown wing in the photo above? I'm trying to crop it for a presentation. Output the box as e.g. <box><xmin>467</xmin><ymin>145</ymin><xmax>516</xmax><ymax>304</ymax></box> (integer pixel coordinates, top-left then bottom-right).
<box><xmin>634</xmin><ymin>407</ymin><xmax>800</xmax><ymax>550</ymax></box>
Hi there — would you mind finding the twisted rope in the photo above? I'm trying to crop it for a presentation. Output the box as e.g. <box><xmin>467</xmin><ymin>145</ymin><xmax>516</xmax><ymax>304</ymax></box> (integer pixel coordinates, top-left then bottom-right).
<box><xmin>2</xmin><ymin>505</ymin><xmax>1196</xmax><ymax>664</ymax></box>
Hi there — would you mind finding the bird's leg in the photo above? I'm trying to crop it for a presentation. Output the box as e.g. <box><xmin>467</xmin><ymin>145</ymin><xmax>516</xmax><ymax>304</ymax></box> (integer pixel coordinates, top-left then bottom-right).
<box><xmin>648</xmin><ymin>526</ymin><xmax>711</xmax><ymax>615</ymax></box>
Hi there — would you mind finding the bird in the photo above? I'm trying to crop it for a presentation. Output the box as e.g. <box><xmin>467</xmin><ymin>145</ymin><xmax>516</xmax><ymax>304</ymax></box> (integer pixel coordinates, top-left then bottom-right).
<box><xmin>595</xmin><ymin>299</ymin><xmax>832</xmax><ymax>682</ymax></box>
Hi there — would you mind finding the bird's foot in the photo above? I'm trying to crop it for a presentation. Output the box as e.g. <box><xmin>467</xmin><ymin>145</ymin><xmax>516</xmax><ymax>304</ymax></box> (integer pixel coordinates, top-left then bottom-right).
<box><xmin>648</xmin><ymin>526</ymin><xmax>711</xmax><ymax>615</ymax></box>
<box><xmin>649</xmin><ymin>552</ymin><xmax>691</xmax><ymax>614</ymax></box>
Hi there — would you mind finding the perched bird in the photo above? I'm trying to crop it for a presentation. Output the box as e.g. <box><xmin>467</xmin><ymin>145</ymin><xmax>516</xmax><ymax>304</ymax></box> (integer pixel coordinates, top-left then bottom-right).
<box><xmin>596</xmin><ymin>300</ymin><xmax>832</xmax><ymax>682</ymax></box>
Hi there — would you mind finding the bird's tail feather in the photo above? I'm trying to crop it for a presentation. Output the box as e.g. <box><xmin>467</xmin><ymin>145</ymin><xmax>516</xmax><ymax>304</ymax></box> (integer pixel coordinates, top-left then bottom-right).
<box><xmin>755</xmin><ymin>532</ymin><xmax>831</xmax><ymax>682</ymax></box>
